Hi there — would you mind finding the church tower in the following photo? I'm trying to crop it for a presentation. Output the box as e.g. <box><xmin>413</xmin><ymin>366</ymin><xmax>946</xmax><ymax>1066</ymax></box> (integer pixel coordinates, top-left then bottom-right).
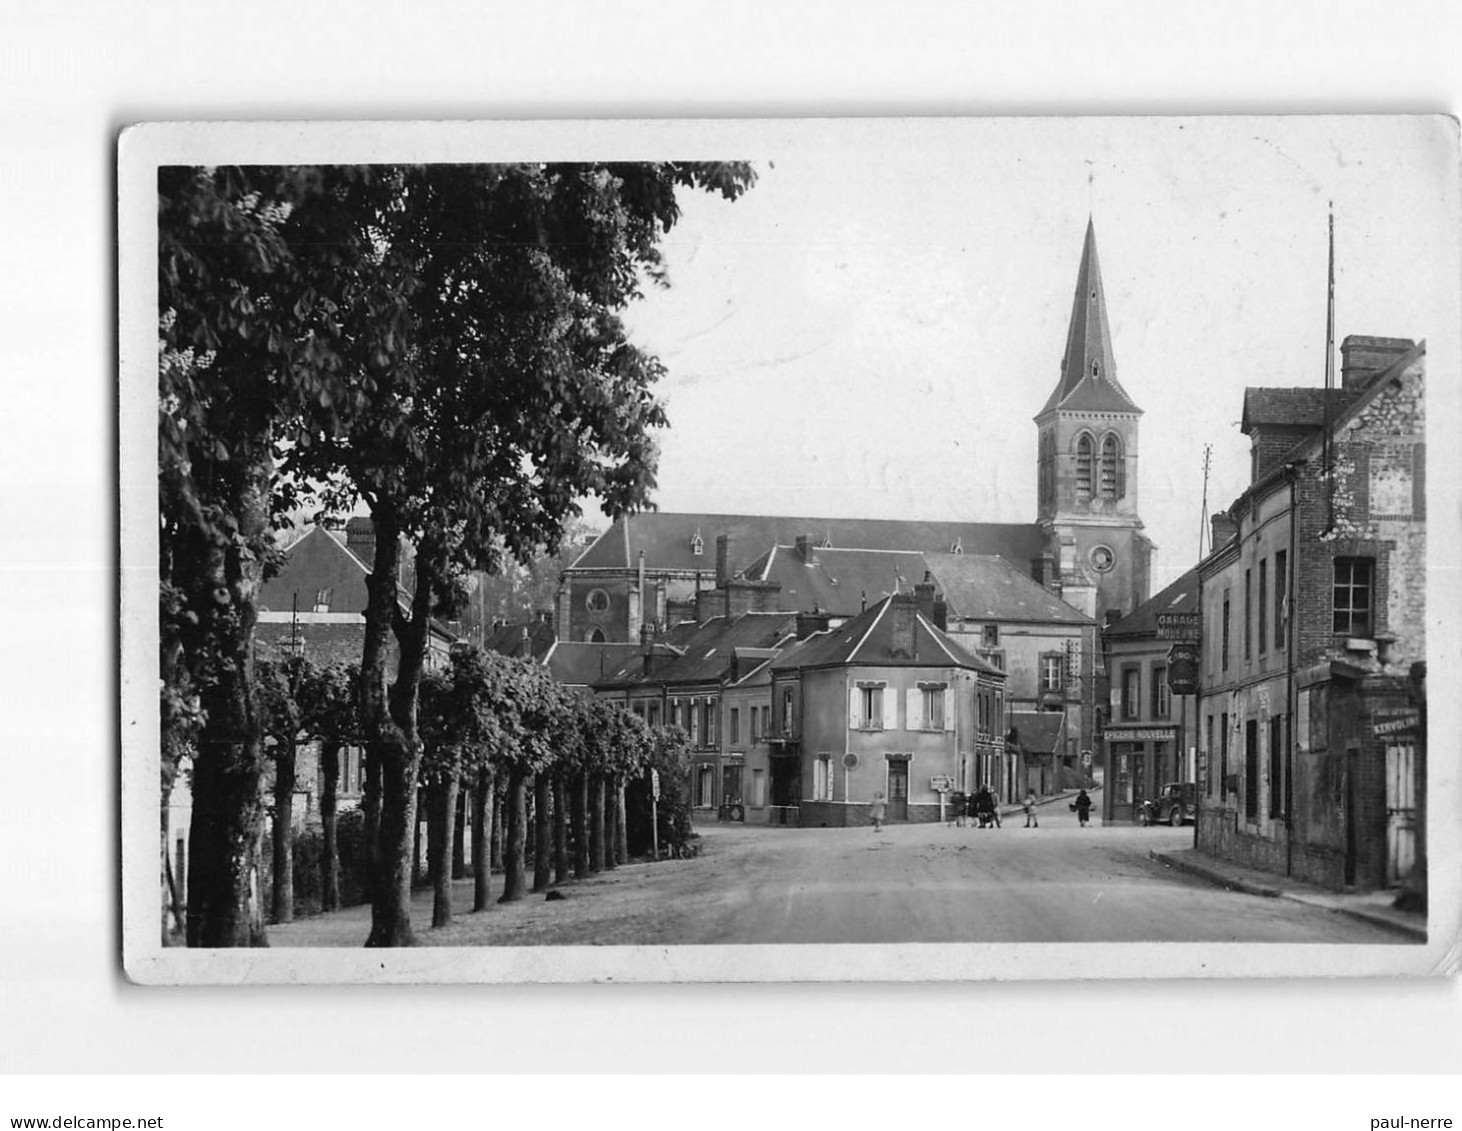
<box><xmin>1035</xmin><ymin>218</ymin><xmax>1151</xmax><ymax>621</ymax></box>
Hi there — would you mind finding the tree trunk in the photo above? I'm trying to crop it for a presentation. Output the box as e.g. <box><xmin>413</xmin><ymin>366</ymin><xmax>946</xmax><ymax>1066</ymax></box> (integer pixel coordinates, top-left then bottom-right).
<box><xmin>452</xmin><ymin>787</ymin><xmax>467</xmax><ymax>880</ymax></box>
<box><xmin>589</xmin><ymin>774</ymin><xmax>605</xmax><ymax>873</ymax></box>
<box><xmin>614</xmin><ymin>774</ymin><xmax>629</xmax><ymax>865</ymax></box>
<box><xmin>491</xmin><ymin>788</ymin><xmax>505</xmax><ymax>871</ymax></box>
<box><xmin>553</xmin><ymin>772</ymin><xmax>570</xmax><ymax>885</ymax></box>
<box><xmin>532</xmin><ymin>772</ymin><xmax>553</xmax><ymax>893</ymax></box>
<box><xmin>472</xmin><ymin>766</ymin><xmax>494</xmax><ymax>912</ymax></box>
<box><xmin>499</xmin><ymin>764</ymin><xmax>529</xmax><ymax>902</ymax></box>
<box><xmin>182</xmin><ymin>447</ymin><xmax>272</xmax><ymax>948</ymax></box>
<box><xmin>572</xmin><ymin>771</ymin><xmax>590</xmax><ymax>879</ymax></box>
<box><xmin>362</xmin><ymin>745</ymin><xmax>380</xmax><ymax>897</ymax></box>
<box><xmin>360</xmin><ymin>514</ymin><xmax>427</xmax><ymax>948</ymax></box>
<box><xmin>412</xmin><ymin>792</ymin><xmax>425</xmax><ymax>888</ymax></box>
<box><xmin>319</xmin><ymin>741</ymin><xmax>341</xmax><ymax>912</ymax></box>
<box><xmin>429</xmin><ymin>766</ymin><xmax>459</xmax><ymax>929</ymax></box>
<box><xmin>270</xmin><ymin>738</ymin><xmax>297</xmax><ymax>924</ymax></box>
<box><xmin>602</xmin><ymin>774</ymin><xmax>618</xmax><ymax>872</ymax></box>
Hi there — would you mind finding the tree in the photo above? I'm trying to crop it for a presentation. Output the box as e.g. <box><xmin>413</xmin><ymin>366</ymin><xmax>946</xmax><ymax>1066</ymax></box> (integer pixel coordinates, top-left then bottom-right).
<box><xmin>417</xmin><ymin>668</ymin><xmax>459</xmax><ymax>928</ymax></box>
<box><xmin>278</xmin><ymin>162</ymin><xmax>756</xmax><ymax>944</ymax></box>
<box><xmin>255</xmin><ymin>654</ymin><xmax>305</xmax><ymax>925</ymax></box>
<box><xmin>295</xmin><ymin>662</ymin><xmax>358</xmax><ymax>911</ymax></box>
<box><xmin>159</xmin><ymin>166</ymin><xmax>381</xmax><ymax>946</ymax></box>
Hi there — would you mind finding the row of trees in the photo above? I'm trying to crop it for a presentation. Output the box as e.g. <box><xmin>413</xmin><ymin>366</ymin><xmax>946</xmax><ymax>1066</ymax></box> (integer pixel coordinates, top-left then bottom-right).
<box><xmin>244</xmin><ymin>648</ymin><xmax>693</xmax><ymax>935</ymax></box>
<box><xmin>159</xmin><ymin>161</ymin><xmax>754</xmax><ymax>946</ymax></box>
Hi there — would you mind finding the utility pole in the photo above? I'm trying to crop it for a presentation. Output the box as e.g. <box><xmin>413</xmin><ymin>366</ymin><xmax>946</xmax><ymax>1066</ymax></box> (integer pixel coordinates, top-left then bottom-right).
<box><xmin>1198</xmin><ymin>445</ymin><xmax>1212</xmax><ymax>560</ymax></box>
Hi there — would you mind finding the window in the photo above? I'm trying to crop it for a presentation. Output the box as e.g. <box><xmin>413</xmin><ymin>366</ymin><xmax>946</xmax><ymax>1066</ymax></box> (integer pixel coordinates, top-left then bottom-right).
<box><xmin>586</xmin><ymin>588</ymin><xmax>610</xmax><ymax>614</ymax></box>
<box><xmin>1268</xmin><ymin>715</ymin><xmax>1284</xmax><ymax>819</ymax></box>
<box><xmin>687</xmin><ymin>701</ymin><xmax>699</xmax><ymax>746</ymax></box>
<box><xmin>587</xmin><ymin>628</ymin><xmax>606</xmax><ymax>643</ymax></box>
<box><xmin>1206</xmin><ymin>716</ymin><xmax>1216</xmax><ymax>795</ymax></box>
<box><xmin>921</xmin><ymin>686</ymin><xmax>946</xmax><ymax>730</ymax></box>
<box><xmin>750</xmin><ymin>706</ymin><xmax>761</xmax><ymax>742</ymax></box>
<box><xmin>1100</xmin><ymin>434</ymin><xmax>1121</xmax><ymax>499</ymax></box>
<box><xmin>1221</xmin><ymin>591</ymin><xmax>1231</xmax><ymax>672</ymax></box>
<box><xmin>1220</xmin><ymin>711</ymin><xmax>1229</xmax><ymax>788</ymax></box>
<box><xmin>696</xmin><ymin>764</ymin><xmax>714</xmax><ymax>808</ymax></box>
<box><xmin>981</xmin><ymin>624</ymin><xmax>1000</xmax><ymax>648</ymax></box>
<box><xmin>690</xmin><ymin>533</ymin><xmax>704</xmax><ymax>556</ymax></box>
<box><xmin>729</xmin><ymin>708</ymin><xmax>740</xmax><ymax>745</ymax></box>
<box><xmin>860</xmin><ymin>686</ymin><xmax>883</xmax><ymax>729</ymax></box>
<box><xmin>761</xmin><ymin>705</ymin><xmax>770</xmax><ymax>738</ymax></box>
<box><xmin>1041</xmin><ymin>654</ymin><xmax>1063</xmax><ymax>693</ymax></box>
<box><xmin>1333</xmin><ymin>558</ymin><xmax>1374</xmax><ymax>636</ymax></box>
<box><xmin>647</xmin><ymin>703</ymin><xmax>661</xmax><ymax>729</ymax></box>
<box><xmin>632</xmin><ymin>703</ymin><xmax>646</xmax><ymax>719</ymax></box>
<box><xmin>1121</xmin><ymin>668</ymin><xmax>1140</xmax><ymax>721</ymax></box>
<box><xmin>781</xmin><ymin>688</ymin><xmax>795</xmax><ymax>734</ymax></box>
<box><xmin>1274</xmin><ymin>550</ymin><xmax>1288</xmax><ymax>649</ymax></box>
<box><xmin>703</xmin><ymin>700</ymin><xmax>718</xmax><ymax>747</ymax></box>
<box><xmin>1151</xmin><ymin>665</ymin><xmax>1170</xmax><ymax>719</ymax></box>
<box><xmin>813</xmin><ymin>757</ymin><xmax>832</xmax><ymax>801</ymax></box>
<box><xmin>313</xmin><ymin>587</ymin><xmax>332</xmax><ymax>613</ymax></box>
<box><xmin>1258</xmin><ymin>559</ymin><xmax>1268</xmax><ymax>655</ymax></box>
<box><xmin>1244</xmin><ymin>568</ymin><xmax>1252</xmax><ymax>660</ymax></box>
<box><xmin>1245</xmin><ymin>719</ymin><xmax>1259</xmax><ymax>820</ymax></box>
<box><xmin>1076</xmin><ymin>434</ymin><xmax>1093</xmax><ymax>501</ymax></box>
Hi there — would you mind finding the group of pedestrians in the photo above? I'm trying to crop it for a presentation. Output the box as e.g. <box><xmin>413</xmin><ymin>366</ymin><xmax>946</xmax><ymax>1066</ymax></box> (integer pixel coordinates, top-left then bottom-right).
<box><xmin>870</xmin><ymin>785</ymin><xmax>1095</xmax><ymax>831</ymax></box>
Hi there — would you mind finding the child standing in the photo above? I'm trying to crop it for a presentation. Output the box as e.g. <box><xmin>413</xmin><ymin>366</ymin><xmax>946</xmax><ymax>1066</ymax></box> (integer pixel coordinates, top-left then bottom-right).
<box><xmin>1023</xmin><ymin>791</ymin><xmax>1039</xmax><ymax>828</ymax></box>
<box><xmin>869</xmin><ymin>792</ymin><xmax>886</xmax><ymax>832</ymax></box>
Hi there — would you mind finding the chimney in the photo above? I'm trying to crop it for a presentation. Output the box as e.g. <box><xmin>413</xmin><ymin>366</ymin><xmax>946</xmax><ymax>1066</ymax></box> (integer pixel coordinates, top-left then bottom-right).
<box><xmin>1104</xmin><ymin>609</ymin><xmax>1123</xmax><ymax>628</ymax></box>
<box><xmin>725</xmin><ymin>578</ymin><xmax>778</xmax><ymax>619</ymax></box>
<box><xmin>556</xmin><ymin>578</ymin><xmax>572</xmax><ymax>642</ymax></box>
<box><xmin>891</xmin><ymin>593</ymin><xmax>918</xmax><ymax>660</ymax></box>
<box><xmin>537</xmin><ymin>608</ymin><xmax>552</xmax><ymax>625</ymax></box>
<box><xmin>695</xmin><ymin>586</ymin><xmax>717</xmax><ymax>623</ymax></box>
<box><xmin>914</xmin><ymin>572</ymin><xmax>936</xmax><ymax>623</ymax></box>
<box><xmin>715</xmin><ymin>534</ymin><xmax>734</xmax><ymax>588</ymax></box>
<box><xmin>1031</xmin><ymin>553</ymin><xmax>1058</xmax><ymax>592</ymax></box>
<box><xmin>345</xmin><ymin>516</ymin><xmax>376</xmax><ymax>564</ymax></box>
<box><xmin>1340</xmin><ymin>335</ymin><xmax>1415</xmax><ymax>391</ymax></box>
<box><xmin>518</xmin><ymin>624</ymin><xmax>532</xmax><ymax>657</ymax></box>
<box><xmin>796</xmin><ymin>609</ymin><xmax>831</xmax><ymax>639</ymax></box>
<box><xmin>795</xmin><ymin>534</ymin><xmax>817</xmax><ymax>564</ymax></box>
<box><xmin>640</xmin><ymin>622</ymin><xmax>655</xmax><ymax>675</ymax></box>
<box><xmin>932</xmin><ymin>597</ymin><xmax>949</xmax><ymax>633</ymax></box>
<box><xmin>1210</xmin><ymin>512</ymin><xmax>1238</xmax><ymax>551</ymax></box>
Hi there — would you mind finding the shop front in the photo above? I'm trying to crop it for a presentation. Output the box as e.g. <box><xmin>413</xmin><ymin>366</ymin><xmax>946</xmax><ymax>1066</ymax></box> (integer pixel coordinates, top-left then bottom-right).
<box><xmin>1104</xmin><ymin>725</ymin><xmax>1177</xmax><ymax>823</ymax></box>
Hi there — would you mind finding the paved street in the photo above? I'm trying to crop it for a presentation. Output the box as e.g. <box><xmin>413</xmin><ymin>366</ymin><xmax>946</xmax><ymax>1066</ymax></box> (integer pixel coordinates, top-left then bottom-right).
<box><xmin>270</xmin><ymin>795</ymin><xmax>1407</xmax><ymax>947</ymax></box>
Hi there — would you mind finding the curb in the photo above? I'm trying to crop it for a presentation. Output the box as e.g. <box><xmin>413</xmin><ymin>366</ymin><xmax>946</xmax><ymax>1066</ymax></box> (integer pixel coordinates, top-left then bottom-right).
<box><xmin>1149</xmin><ymin>850</ymin><xmax>1427</xmax><ymax>942</ymax></box>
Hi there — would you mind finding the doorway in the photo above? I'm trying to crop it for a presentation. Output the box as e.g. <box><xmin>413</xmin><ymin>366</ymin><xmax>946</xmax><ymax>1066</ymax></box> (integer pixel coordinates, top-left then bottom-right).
<box><xmin>886</xmin><ymin>760</ymin><xmax>909</xmax><ymax>822</ymax></box>
<box><xmin>1386</xmin><ymin>742</ymin><xmax>1417</xmax><ymax>886</ymax></box>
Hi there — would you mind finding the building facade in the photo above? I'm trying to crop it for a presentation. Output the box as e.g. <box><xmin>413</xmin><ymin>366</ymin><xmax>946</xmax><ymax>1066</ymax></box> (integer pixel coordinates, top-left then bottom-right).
<box><xmin>1195</xmin><ymin>336</ymin><xmax>1425</xmax><ymax>895</ymax></box>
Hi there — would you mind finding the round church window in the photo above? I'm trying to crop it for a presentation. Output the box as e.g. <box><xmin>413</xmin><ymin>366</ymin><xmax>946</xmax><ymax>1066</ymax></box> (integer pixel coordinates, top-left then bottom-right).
<box><xmin>586</xmin><ymin>588</ymin><xmax>610</xmax><ymax>615</ymax></box>
<box><xmin>1089</xmin><ymin>545</ymin><xmax>1116</xmax><ymax>574</ymax></box>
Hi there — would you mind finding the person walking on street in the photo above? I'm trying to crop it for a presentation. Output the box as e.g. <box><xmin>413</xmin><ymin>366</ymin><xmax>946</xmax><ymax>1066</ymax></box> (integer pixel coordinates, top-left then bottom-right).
<box><xmin>1072</xmin><ymin>789</ymin><xmax>1093</xmax><ymax>828</ymax></box>
<box><xmin>1023</xmin><ymin>790</ymin><xmax>1039</xmax><ymax>828</ymax></box>
<box><xmin>870</xmin><ymin>792</ymin><xmax>886</xmax><ymax>833</ymax></box>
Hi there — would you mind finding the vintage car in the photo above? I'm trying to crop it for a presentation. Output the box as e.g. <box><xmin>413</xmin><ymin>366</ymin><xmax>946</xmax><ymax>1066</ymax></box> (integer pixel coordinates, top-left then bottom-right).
<box><xmin>1136</xmin><ymin>781</ymin><xmax>1197</xmax><ymax>827</ymax></box>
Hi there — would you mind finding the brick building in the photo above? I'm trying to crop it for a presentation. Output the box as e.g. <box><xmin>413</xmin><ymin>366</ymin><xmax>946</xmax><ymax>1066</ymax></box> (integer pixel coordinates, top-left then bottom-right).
<box><xmin>1195</xmin><ymin>336</ymin><xmax>1425</xmax><ymax>896</ymax></box>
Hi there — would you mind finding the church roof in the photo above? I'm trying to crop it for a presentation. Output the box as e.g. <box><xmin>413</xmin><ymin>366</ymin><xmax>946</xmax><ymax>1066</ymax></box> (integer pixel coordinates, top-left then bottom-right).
<box><xmin>922</xmin><ymin>554</ymin><xmax>1094</xmax><ymax>625</ymax></box>
<box><xmin>1039</xmin><ymin>218</ymin><xmax>1142</xmax><ymax>418</ymax></box>
<box><xmin>570</xmin><ymin>512</ymin><xmax>1046</xmax><ymax>574</ymax></box>
<box><xmin>751</xmin><ymin>545</ymin><xmax>931</xmax><ymax>617</ymax></box>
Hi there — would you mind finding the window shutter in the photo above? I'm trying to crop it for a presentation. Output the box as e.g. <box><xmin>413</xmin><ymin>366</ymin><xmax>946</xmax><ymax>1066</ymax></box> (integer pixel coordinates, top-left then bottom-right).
<box><xmin>882</xmin><ymin>691</ymin><xmax>897</xmax><ymax>731</ymax></box>
<box><xmin>906</xmin><ymin>688</ymin><xmax>921</xmax><ymax>731</ymax></box>
<box><xmin>944</xmin><ymin>690</ymin><xmax>956</xmax><ymax>732</ymax></box>
<box><xmin>848</xmin><ymin>686</ymin><xmax>861</xmax><ymax>729</ymax></box>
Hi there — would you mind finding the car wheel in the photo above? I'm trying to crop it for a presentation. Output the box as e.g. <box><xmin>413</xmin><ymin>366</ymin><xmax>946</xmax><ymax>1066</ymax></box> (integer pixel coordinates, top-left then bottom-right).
<box><xmin>1136</xmin><ymin>806</ymin><xmax>1150</xmax><ymax>827</ymax></box>
<box><xmin>1169</xmin><ymin>807</ymin><xmax>1185</xmax><ymax>827</ymax></box>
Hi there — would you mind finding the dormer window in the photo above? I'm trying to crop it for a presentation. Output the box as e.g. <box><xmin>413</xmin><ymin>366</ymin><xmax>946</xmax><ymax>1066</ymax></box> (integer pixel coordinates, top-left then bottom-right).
<box><xmin>1091</xmin><ymin>360</ymin><xmax>1099</xmax><ymax>378</ymax></box>
<box><xmin>690</xmin><ymin>530</ymin><xmax>704</xmax><ymax>556</ymax></box>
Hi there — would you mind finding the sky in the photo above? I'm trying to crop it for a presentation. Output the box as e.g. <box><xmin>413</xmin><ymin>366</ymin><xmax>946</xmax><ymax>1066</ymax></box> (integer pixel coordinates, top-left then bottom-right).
<box><xmin>615</xmin><ymin>117</ymin><xmax>1457</xmax><ymax>589</ymax></box>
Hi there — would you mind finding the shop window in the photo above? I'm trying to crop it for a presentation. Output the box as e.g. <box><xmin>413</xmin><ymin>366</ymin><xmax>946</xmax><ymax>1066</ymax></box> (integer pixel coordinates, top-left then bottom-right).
<box><xmin>1333</xmin><ymin>558</ymin><xmax>1374</xmax><ymax>636</ymax></box>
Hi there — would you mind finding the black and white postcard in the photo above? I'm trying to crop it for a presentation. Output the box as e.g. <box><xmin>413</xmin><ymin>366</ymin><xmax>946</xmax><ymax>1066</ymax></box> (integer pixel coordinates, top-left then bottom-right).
<box><xmin>119</xmin><ymin>116</ymin><xmax>1460</xmax><ymax>982</ymax></box>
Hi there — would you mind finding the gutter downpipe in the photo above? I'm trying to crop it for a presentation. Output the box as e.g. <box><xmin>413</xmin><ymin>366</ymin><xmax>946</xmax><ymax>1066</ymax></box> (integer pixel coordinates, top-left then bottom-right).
<box><xmin>1285</xmin><ymin>462</ymin><xmax>1299</xmax><ymax>879</ymax></box>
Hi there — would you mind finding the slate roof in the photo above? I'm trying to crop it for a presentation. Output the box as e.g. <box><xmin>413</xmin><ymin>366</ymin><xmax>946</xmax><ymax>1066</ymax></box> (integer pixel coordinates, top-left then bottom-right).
<box><xmin>595</xmin><ymin>612</ymin><xmax>795</xmax><ymax>689</ymax></box>
<box><xmin>769</xmin><ymin>596</ymin><xmax>1001</xmax><ymax>675</ymax></box>
<box><xmin>752</xmin><ymin>545</ymin><xmax>931</xmax><ymax>616</ymax></box>
<box><xmin>1241</xmin><ymin>387</ymin><xmax>1360</xmax><ymax>432</ymax></box>
<box><xmin>543</xmin><ymin>642</ymin><xmax>642</xmax><ymax>687</ymax></box>
<box><xmin>482</xmin><ymin>618</ymin><xmax>556</xmax><ymax>661</ymax></box>
<box><xmin>1105</xmin><ymin>565</ymin><xmax>1201</xmax><ymax>639</ymax></box>
<box><xmin>1039</xmin><ymin>218</ymin><xmax>1142</xmax><ymax>417</ymax></box>
<box><xmin>922</xmin><ymin>553</ymin><xmax>1093</xmax><ymax>625</ymax></box>
<box><xmin>1008</xmin><ymin>710</ymin><xmax>1066</xmax><ymax>754</ymax></box>
<box><xmin>570</xmin><ymin>512</ymin><xmax>1046</xmax><ymax>574</ymax></box>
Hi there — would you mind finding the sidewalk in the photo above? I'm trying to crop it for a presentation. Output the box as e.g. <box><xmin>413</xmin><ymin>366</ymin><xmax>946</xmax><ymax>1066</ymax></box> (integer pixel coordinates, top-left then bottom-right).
<box><xmin>1149</xmin><ymin>847</ymin><xmax>1426</xmax><ymax>942</ymax></box>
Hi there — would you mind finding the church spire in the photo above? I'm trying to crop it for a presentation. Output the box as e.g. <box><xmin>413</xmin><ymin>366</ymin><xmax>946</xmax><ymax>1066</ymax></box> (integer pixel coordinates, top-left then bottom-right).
<box><xmin>1038</xmin><ymin>218</ymin><xmax>1141</xmax><ymax>417</ymax></box>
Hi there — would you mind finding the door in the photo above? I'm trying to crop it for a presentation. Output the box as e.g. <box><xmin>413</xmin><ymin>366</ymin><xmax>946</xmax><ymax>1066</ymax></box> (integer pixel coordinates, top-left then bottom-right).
<box><xmin>1386</xmin><ymin>742</ymin><xmax>1417</xmax><ymax>886</ymax></box>
<box><xmin>886</xmin><ymin>761</ymin><xmax>909</xmax><ymax>821</ymax></box>
<box><xmin>722</xmin><ymin>764</ymin><xmax>743</xmax><ymax>806</ymax></box>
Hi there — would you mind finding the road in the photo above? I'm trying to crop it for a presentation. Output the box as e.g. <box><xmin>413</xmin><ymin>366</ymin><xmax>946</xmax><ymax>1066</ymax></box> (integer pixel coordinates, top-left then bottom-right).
<box><xmin>270</xmin><ymin>795</ymin><xmax>1405</xmax><ymax>947</ymax></box>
